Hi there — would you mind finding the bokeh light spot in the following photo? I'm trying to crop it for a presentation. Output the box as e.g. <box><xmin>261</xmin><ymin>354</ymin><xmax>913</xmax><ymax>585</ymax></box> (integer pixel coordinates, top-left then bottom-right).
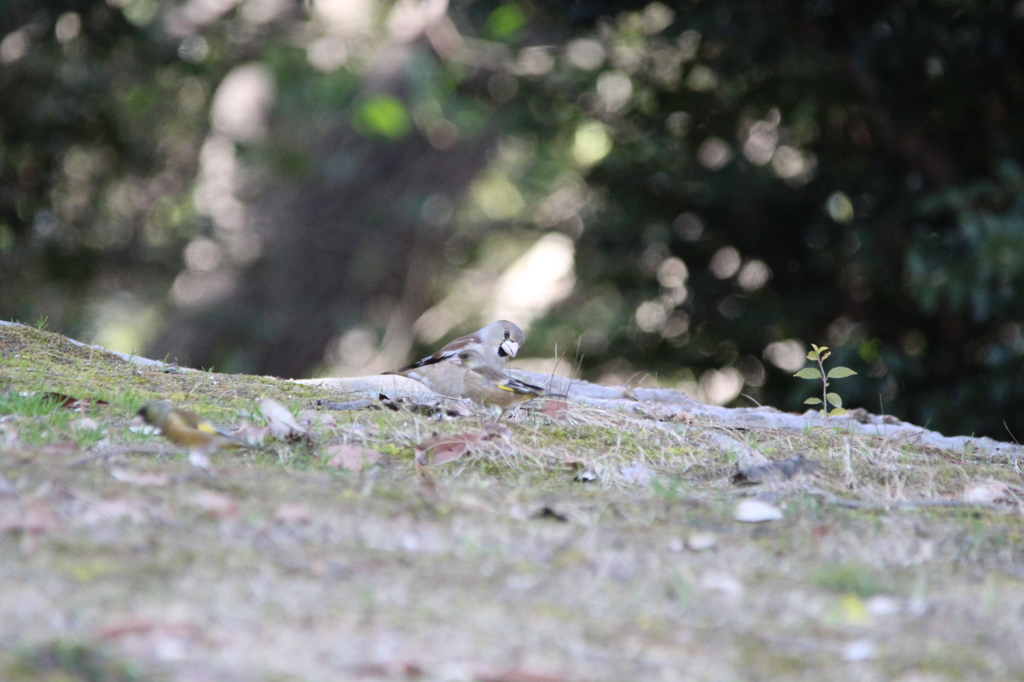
<box><xmin>698</xmin><ymin>367</ymin><xmax>744</xmax><ymax>405</ymax></box>
<box><xmin>357</xmin><ymin>95</ymin><xmax>412</xmax><ymax>139</ymax></box>
<box><xmin>697</xmin><ymin>137</ymin><xmax>732</xmax><ymax>170</ymax></box>
<box><xmin>827</xmin><ymin>191</ymin><xmax>855</xmax><ymax>223</ymax></box>
<box><xmin>635</xmin><ymin>300</ymin><xmax>668</xmax><ymax>332</ymax></box>
<box><xmin>487</xmin><ymin>3</ymin><xmax>528</xmax><ymax>40</ymax></box>
<box><xmin>763</xmin><ymin>339</ymin><xmax>807</xmax><ymax>372</ymax></box>
<box><xmin>657</xmin><ymin>257</ymin><xmax>689</xmax><ymax>288</ymax></box>
<box><xmin>566</xmin><ymin>39</ymin><xmax>605</xmax><ymax>71</ymax></box>
<box><xmin>55</xmin><ymin>13</ymin><xmax>82</xmax><ymax>44</ymax></box>
<box><xmin>709</xmin><ymin>246</ymin><xmax>741</xmax><ymax>279</ymax></box>
<box><xmin>686</xmin><ymin>64</ymin><xmax>718</xmax><ymax>92</ymax></box>
<box><xmin>737</xmin><ymin>259</ymin><xmax>771</xmax><ymax>292</ymax></box>
<box><xmin>596</xmin><ymin>71</ymin><xmax>633</xmax><ymax>112</ymax></box>
<box><xmin>573</xmin><ymin>121</ymin><xmax>613</xmax><ymax>167</ymax></box>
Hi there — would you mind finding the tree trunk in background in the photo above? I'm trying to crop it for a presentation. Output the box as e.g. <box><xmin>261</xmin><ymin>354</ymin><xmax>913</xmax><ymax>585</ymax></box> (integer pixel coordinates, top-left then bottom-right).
<box><xmin>147</xmin><ymin>50</ymin><xmax>498</xmax><ymax>377</ymax></box>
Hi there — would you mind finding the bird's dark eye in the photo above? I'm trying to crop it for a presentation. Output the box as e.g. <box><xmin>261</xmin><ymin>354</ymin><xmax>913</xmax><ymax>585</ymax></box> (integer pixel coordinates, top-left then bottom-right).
<box><xmin>503</xmin><ymin>330</ymin><xmax>510</xmax><ymax>339</ymax></box>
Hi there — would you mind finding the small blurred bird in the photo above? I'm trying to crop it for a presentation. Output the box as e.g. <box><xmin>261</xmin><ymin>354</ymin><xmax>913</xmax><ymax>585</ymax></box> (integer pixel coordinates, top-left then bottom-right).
<box><xmin>137</xmin><ymin>400</ymin><xmax>248</xmax><ymax>469</ymax></box>
<box><xmin>454</xmin><ymin>348</ymin><xmax>547</xmax><ymax>419</ymax></box>
<box><xmin>383</xmin><ymin>320</ymin><xmax>525</xmax><ymax>398</ymax></box>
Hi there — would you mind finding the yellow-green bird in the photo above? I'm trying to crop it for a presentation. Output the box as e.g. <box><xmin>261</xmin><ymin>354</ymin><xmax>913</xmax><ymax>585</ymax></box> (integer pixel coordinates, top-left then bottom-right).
<box><xmin>137</xmin><ymin>400</ymin><xmax>248</xmax><ymax>469</ymax></box>
<box><xmin>453</xmin><ymin>348</ymin><xmax>547</xmax><ymax>419</ymax></box>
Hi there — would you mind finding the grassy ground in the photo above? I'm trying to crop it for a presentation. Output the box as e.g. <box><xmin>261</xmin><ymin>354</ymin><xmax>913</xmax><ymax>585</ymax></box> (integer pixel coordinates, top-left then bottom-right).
<box><xmin>2</xmin><ymin>321</ymin><xmax>1024</xmax><ymax>681</ymax></box>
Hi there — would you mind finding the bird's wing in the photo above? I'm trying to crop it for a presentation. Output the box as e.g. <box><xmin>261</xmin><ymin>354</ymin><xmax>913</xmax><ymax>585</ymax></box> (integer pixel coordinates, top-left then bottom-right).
<box><xmin>474</xmin><ymin>366</ymin><xmax>543</xmax><ymax>396</ymax></box>
<box><xmin>390</xmin><ymin>348</ymin><xmax>460</xmax><ymax>373</ymax></box>
<box><xmin>176</xmin><ymin>410</ymin><xmax>219</xmax><ymax>434</ymax></box>
<box><xmin>196</xmin><ymin>420</ymin><xmax>233</xmax><ymax>438</ymax></box>
<box><xmin>182</xmin><ymin>412</ymin><xmax>244</xmax><ymax>442</ymax></box>
<box><xmin>501</xmin><ymin>377</ymin><xmax>545</xmax><ymax>396</ymax></box>
<box><xmin>389</xmin><ymin>333</ymin><xmax>488</xmax><ymax>373</ymax></box>
<box><xmin>437</xmin><ymin>332</ymin><xmax>482</xmax><ymax>355</ymax></box>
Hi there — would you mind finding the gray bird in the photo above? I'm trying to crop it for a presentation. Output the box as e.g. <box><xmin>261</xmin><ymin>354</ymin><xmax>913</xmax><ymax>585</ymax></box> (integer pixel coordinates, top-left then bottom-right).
<box><xmin>383</xmin><ymin>320</ymin><xmax>524</xmax><ymax>398</ymax></box>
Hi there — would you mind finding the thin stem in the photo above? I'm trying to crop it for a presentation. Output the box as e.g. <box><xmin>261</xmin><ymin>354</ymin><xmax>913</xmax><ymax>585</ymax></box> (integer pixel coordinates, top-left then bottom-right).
<box><xmin>818</xmin><ymin>354</ymin><xmax>828</xmax><ymax>418</ymax></box>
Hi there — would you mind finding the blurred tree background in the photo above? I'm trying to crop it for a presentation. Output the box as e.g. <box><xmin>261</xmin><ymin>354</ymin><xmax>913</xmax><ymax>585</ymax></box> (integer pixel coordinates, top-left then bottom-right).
<box><xmin>3</xmin><ymin>0</ymin><xmax>1024</xmax><ymax>439</ymax></box>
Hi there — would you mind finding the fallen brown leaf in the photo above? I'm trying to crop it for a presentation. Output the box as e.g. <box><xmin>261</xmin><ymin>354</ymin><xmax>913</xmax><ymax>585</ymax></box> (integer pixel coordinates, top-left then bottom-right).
<box><xmin>325</xmin><ymin>444</ymin><xmax>381</xmax><ymax>472</ymax></box>
<box><xmin>0</xmin><ymin>473</ymin><xmax>15</xmax><ymax>498</ymax></box>
<box><xmin>700</xmin><ymin>571</ymin><xmax>745</xmax><ymax>599</ymax></box>
<box><xmin>416</xmin><ymin>469</ymin><xmax>442</xmax><ymax>503</ymax></box>
<box><xmin>962</xmin><ymin>481</ymin><xmax>1019</xmax><ymax>506</ymax></box>
<box><xmin>188</xmin><ymin>490</ymin><xmax>239</xmax><ymax>520</ymax></box>
<box><xmin>618</xmin><ymin>461</ymin><xmax>655</xmax><ymax>486</ymax></box>
<box><xmin>346</xmin><ymin>662</ymin><xmax>425</xmax><ymax>678</ymax></box>
<box><xmin>9</xmin><ymin>391</ymin><xmax>109</xmax><ymax>412</ymax></box>
<box><xmin>471</xmin><ymin>666</ymin><xmax>574</xmax><ymax>682</ymax></box>
<box><xmin>110</xmin><ymin>468</ymin><xmax>171</xmax><ymax>487</ymax></box>
<box><xmin>298</xmin><ymin>409</ymin><xmax>335</xmax><ymax>428</ymax></box>
<box><xmin>481</xmin><ymin>421</ymin><xmax>511</xmax><ymax>439</ymax></box>
<box><xmin>234</xmin><ymin>421</ymin><xmax>270</xmax><ymax>446</ymax></box>
<box><xmin>258</xmin><ymin>397</ymin><xmax>308</xmax><ymax>441</ymax></box>
<box><xmin>41</xmin><ymin>392</ymin><xmax>82</xmax><ymax>408</ymax></box>
<box><xmin>94</xmin><ymin>617</ymin><xmax>164</xmax><ymax>640</ymax></box>
<box><xmin>274</xmin><ymin>502</ymin><xmax>313</xmax><ymax>525</ymax></box>
<box><xmin>0</xmin><ymin>501</ymin><xmax>61</xmax><ymax>534</ymax></box>
<box><xmin>93</xmin><ymin>618</ymin><xmax>205</xmax><ymax>660</ymax></box>
<box><xmin>540</xmin><ymin>400</ymin><xmax>568</xmax><ymax>418</ymax></box>
<box><xmin>79</xmin><ymin>499</ymin><xmax>147</xmax><ymax>526</ymax></box>
<box><xmin>73</xmin><ymin>417</ymin><xmax>100</xmax><ymax>431</ymax></box>
<box><xmin>414</xmin><ymin>431</ymin><xmax>484</xmax><ymax>465</ymax></box>
<box><xmin>0</xmin><ymin>423</ymin><xmax>23</xmax><ymax>451</ymax></box>
<box><xmin>37</xmin><ymin>443</ymin><xmax>82</xmax><ymax>457</ymax></box>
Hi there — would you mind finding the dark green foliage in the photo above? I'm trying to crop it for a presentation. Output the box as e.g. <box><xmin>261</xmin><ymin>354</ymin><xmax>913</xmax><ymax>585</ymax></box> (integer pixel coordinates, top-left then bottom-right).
<box><xmin>525</xmin><ymin>1</ymin><xmax>1024</xmax><ymax>438</ymax></box>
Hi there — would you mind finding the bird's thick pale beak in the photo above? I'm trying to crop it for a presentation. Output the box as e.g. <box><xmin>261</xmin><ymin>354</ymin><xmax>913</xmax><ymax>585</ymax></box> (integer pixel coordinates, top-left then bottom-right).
<box><xmin>499</xmin><ymin>340</ymin><xmax>519</xmax><ymax>358</ymax></box>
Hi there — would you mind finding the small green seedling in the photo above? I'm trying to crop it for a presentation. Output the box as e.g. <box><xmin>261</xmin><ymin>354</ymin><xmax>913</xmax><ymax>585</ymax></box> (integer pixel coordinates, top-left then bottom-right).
<box><xmin>794</xmin><ymin>344</ymin><xmax>857</xmax><ymax>418</ymax></box>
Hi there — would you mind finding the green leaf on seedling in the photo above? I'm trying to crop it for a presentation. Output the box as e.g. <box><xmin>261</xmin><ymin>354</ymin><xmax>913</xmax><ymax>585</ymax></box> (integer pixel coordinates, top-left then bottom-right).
<box><xmin>796</xmin><ymin>342</ymin><xmax>855</xmax><ymax>422</ymax></box>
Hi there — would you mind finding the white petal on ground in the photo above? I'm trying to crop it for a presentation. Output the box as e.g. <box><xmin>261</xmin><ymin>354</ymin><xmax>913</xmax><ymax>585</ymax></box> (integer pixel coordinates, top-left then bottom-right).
<box><xmin>734</xmin><ymin>499</ymin><xmax>783</xmax><ymax>522</ymax></box>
